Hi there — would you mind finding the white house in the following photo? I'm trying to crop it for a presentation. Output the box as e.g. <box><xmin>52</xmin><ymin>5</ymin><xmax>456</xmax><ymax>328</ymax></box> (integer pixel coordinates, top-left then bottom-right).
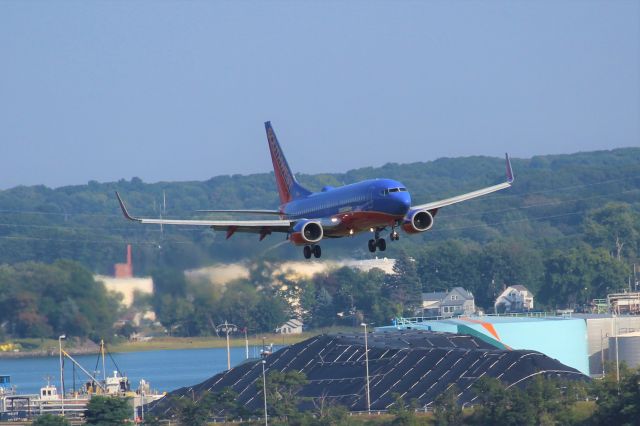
<box><xmin>422</xmin><ymin>287</ymin><xmax>475</xmax><ymax>318</ymax></box>
<box><xmin>275</xmin><ymin>318</ymin><xmax>303</xmax><ymax>334</ymax></box>
<box><xmin>494</xmin><ymin>285</ymin><xmax>534</xmax><ymax>313</ymax></box>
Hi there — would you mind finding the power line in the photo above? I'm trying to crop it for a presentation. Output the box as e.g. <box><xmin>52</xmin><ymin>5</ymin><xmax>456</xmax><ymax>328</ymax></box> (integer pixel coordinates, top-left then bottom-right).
<box><xmin>442</xmin><ymin>188</ymin><xmax>640</xmax><ymax>219</ymax></box>
<box><xmin>0</xmin><ymin>174</ymin><xmax>636</xmax><ymax>219</ymax></box>
<box><xmin>0</xmin><ymin>235</ymin><xmax>195</xmax><ymax>246</ymax></box>
<box><xmin>431</xmin><ymin>210</ymin><xmax>585</xmax><ymax>234</ymax></box>
<box><xmin>0</xmin><ymin>175</ymin><xmax>635</xmax><ymax>245</ymax></box>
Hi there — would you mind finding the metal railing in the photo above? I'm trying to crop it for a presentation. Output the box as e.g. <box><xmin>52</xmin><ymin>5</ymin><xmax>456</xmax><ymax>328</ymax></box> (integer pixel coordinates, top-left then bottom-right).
<box><xmin>393</xmin><ymin>311</ymin><xmax>574</xmax><ymax>327</ymax></box>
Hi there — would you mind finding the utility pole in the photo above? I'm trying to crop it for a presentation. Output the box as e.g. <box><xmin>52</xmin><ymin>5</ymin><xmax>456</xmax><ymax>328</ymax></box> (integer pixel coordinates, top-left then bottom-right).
<box><xmin>361</xmin><ymin>323</ymin><xmax>371</xmax><ymax>414</ymax></box>
<box><xmin>262</xmin><ymin>360</ymin><xmax>268</xmax><ymax>426</ymax></box>
<box><xmin>615</xmin><ymin>307</ymin><xmax>620</xmax><ymax>387</ymax></box>
<box><xmin>245</xmin><ymin>327</ymin><xmax>249</xmax><ymax>360</ymax></box>
<box><xmin>58</xmin><ymin>335</ymin><xmax>66</xmax><ymax>416</ymax></box>
<box><xmin>216</xmin><ymin>321</ymin><xmax>238</xmax><ymax>371</ymax></box>
<box><xmin>141</xmin><ymin>380</ymin><xmax>145</xmax><ymax>422</ymax></box>
<box><xmin>101</xmin><ymin>339</ymin><xmax>106</xmax><ymax>384</ymax></box>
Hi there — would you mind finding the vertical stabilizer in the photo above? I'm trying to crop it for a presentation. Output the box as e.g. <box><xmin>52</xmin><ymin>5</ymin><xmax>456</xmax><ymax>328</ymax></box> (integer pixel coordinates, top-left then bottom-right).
<box><xmin>265</xmin><ymin>122</ymin><xmax>310</xmax><ymax>204</ymax></box>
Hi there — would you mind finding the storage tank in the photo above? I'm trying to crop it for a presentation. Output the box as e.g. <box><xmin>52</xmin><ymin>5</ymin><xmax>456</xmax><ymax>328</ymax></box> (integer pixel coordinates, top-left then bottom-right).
<box><xmin>608</xmin><ymin>332</ymin><xmax>640</xmax><ymax>369</ymax></box>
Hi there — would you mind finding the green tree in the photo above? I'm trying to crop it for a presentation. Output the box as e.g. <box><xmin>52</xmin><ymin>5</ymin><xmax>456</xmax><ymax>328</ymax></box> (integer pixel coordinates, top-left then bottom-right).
<box><xmin>311</xmin><ymin>287</ymin><xmax>337</xmax><ymax>327</ymax></box>
<box><xmin>416</xmin><ymin>239</ymin><xmax>545</xmax><ymax>310</ymax></box>
<box><xmin>0</xmin><ymin>261</ymin><xmax>119</xmax><ymax>341</ymax></box>
<box><xmin>416</xmin><ymin>240</ymin><xmax>482</xmax><ymax>295</ymax></box>
<box><xmin>388</xmin><ymin>393</ymin><xmax>419</xmax><ymax>426</ymax></box>
<box><xmin>85</xmin><ymin>396</ymin><xmax>131</xmax><ymax>425</ymax></box>
<box><xmin>468</xmin><ymin>377</ymin><xmax>511</xmax><ymax>425</ymax></box>
<box><xmin>262</xmin><ymin>370</ymin><xmax>308</xmax><ymax>420</ymax></box>
<box><xmin>0</xmin><ymin>148</ymin><xmax>638</xmax><ymax>272</ymax></box>
<box><xmin>253</xmin><ymin>294</ymin><xmax>288</xmax><ymax>332</ymax></box>
<box><xmin>32</xmin><ymin>414</ymin><xmax>71</xmax><ymax>426</ymax></box>
<box><xmin>584</xmin><ymin>203</ymin><xmax>640</xmax><ymax>261</ymax></box>
<box><xmin>140</xmin><ymin>414</ymin><xmax>162</xmax><ymax>426</ymax></box>
<box><xmin>200</xmin><ymin>387</ymin><xmax>250</xmax><ymax>420</ymax></box>
<box><xmin>433</xmin><ymin>385</ymin><xmax>462</xmax><ymax>426</ymax></box>
<box><xmin>172</xmin><ymin>396</ymin><xmax>209</xmax><ymax>426</ymax></box>
<box><xmin>539</xmin><ymin>245</ymin><xmax>629</xmax><ymax>308</ymax></box>
<box><xmin>152</xmin><ymin>269</ymin><xmax>188</xmax><ymax>333</ymax></box>
<box><xmin>313</xmin><ymin>403</ymin><xmax>354</xmax><ymax>426</ymax></box>
<box><xmin>115</xmin><ymin>322</ymin><xmax>137</xmax><ymax>339</ymax></box>
<box><xmin>385</xmin><ymin>251</ymin><xmax>422</xmax><ymax>316</ymax></box>
<box><xmin>591</xmin><ymin>365</ymin><xmax>640</xmax><ymax>426</ymax></box>
<box><xmin>524</xmin><ymin>375</ymin><xmax>562</xmax><ymax>424</ymax></box>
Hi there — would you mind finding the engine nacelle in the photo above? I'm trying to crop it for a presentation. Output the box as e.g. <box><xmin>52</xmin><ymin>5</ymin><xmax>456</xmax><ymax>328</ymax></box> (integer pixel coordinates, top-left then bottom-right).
<box><xmin>290</xmin><ymin>220</ymin><xmax>324</xmax><ymax>245</ymax></box>
<box><xmin>402</xmin><ymin>209</ymin><xmax>435</xmax><ymax>234</ymax></box>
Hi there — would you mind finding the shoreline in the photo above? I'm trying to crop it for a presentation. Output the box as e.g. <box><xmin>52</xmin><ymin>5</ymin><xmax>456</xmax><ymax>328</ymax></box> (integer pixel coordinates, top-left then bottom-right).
<box><xmin>0</xmin><ymin>328</ymin><xmax>358</xmax><ymax>358</ymax></box>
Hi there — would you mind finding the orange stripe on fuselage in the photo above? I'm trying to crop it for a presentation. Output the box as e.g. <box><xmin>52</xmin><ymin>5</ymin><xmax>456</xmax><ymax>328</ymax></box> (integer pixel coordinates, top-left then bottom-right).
<box><xmin>324</xmin><ymin>211</ymin><xmax>403</xmax><ymax>237</ymax></box>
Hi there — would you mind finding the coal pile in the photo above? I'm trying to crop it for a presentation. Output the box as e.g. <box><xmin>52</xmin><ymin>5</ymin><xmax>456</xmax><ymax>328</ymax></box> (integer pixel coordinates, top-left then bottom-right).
<box><xmin>150</xmin><ymin>330</ymin><xmax>587</xmax><ymax>415</ymax></box>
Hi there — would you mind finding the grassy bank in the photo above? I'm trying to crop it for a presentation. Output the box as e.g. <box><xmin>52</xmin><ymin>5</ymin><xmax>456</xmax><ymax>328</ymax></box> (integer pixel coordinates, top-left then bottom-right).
<box><xmin>109</xmin><ymin>327</ymin><xmax>360</xmax><ymax>353</ymax></box>
<box><xmin>0</xmin><ymin>327</ymin><xmax>361</xmax><ymax>357</ymax></box>
<box><xmin>0</xmin><ymin>337</ymin><xmax>99</xmax><ymax>358</ymax></box>
<box><xmin>109</xmin><ymin>333</ymin><xmax>310</xmax><ymax>353</ymax></box>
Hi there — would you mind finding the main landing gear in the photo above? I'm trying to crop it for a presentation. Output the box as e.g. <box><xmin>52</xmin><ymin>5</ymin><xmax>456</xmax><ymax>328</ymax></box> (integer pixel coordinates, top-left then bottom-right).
<box><xmin>303</xmin><ymin>245</ymin><xmax>322</xmax><ymax>259</ymax></box>
<box><xmin>368</xmin><ymin>228</ymin><xmax>399</xmax><ymax>253</ymax></box>
<box><xmin>368</xmin><ymin>238</ymin><xmax>385</xmax><ymax>252</ymax></box>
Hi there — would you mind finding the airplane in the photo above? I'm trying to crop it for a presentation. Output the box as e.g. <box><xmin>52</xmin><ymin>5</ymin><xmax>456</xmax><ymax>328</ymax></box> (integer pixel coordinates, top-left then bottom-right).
<box><xmin>116</xmin><ymin>121</ymin><xmax>514</xmax><ymax>259</ymax></box>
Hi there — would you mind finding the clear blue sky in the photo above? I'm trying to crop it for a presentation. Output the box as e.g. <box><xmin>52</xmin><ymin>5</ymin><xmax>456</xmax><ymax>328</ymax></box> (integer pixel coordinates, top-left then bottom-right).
<box><xmin>1</xmin><ymin>1</ymin><xmax>638</xmax><ymax>189</ymax></box>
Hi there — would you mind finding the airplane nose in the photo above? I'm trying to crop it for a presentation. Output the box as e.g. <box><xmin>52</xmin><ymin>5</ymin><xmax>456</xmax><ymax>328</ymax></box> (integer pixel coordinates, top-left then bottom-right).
<box><xmin>394</xmin><ymin>192</ymin><xmax>411</xmax><ymax>214</ymax></box>
<box><xmin>401</xmin><ymin>194</ymin><xmax>411</xmax><ymax>210</ymax></box>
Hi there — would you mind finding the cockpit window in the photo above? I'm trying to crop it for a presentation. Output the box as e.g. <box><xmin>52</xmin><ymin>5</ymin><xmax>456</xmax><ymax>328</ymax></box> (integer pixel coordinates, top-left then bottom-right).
<box><xmin>382</xmin><ymin>187</ymin><xmax>407</xmax><ymax>195</ymax></box>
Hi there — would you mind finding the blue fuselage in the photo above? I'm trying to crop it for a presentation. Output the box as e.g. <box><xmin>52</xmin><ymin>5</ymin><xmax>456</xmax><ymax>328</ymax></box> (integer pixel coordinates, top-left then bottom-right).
<box><xmin>282</xmin><ymin>179</ymin><xmax>411</xmax><ymax>236</ymax></box>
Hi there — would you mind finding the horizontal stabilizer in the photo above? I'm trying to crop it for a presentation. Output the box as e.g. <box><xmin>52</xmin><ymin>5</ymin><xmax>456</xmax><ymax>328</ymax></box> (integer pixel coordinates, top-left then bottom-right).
<box><xmin>115</xmin><ymin>192</ymin><xmax>292</xmax><ymax>232</ymax></box>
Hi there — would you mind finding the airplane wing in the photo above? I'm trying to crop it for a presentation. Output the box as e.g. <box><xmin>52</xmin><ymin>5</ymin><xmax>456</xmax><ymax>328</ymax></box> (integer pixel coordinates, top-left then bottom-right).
<box><xmin>412</xmin><ymin>154</ymin><xmax>514</xmax><ymax>211</ymax></box>
<box><xmin>115</xmin><ymin>192</ymin><xmax>292</xmax><ymax>238</ymax></box>
<box><xmin>195</xmin><ymin>209</ymin><xmax>284</xmax><ymax>215</ymax></box>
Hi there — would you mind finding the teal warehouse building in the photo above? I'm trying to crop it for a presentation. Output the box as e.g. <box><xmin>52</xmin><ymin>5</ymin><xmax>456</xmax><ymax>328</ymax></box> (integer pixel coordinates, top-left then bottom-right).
<box><xmin>379</xmin><ymin>314</ymin><xmax>589</xmax><ymax>375</ymax></box>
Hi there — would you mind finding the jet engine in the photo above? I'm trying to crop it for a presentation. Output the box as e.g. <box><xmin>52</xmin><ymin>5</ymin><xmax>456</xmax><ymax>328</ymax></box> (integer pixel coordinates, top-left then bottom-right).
<box><xmin>402</xmin><ymin>209</ymin><xmax>434</xmax><ymax>234</ymax></box>
<box><xmin>290</xmin><ymin>220</ymin><xmax>324</xmax><ymax>245</ymax></box>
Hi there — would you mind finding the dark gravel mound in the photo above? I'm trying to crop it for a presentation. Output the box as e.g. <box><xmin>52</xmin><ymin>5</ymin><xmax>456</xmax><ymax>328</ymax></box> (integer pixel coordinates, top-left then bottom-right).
<box><xmin>149</xmin><ymin>330</ymin><xmax>587</xmax><ymax>415</ymax></box>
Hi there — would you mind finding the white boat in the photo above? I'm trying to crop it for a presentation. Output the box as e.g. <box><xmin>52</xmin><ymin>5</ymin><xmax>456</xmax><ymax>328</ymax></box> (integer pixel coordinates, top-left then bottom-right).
<box><xmin>0</xmin><ymin>342</ymin><xmax>165</xmax><ymax>421</ymax></box>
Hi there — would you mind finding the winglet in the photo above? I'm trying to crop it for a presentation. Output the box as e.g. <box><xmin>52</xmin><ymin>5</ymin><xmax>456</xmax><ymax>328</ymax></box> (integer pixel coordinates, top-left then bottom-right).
<box><xmin>115</xmin><ymin>192</ymin><xmax>140</xmax><ymax>222</ymax></box>
<box><xmin>505</xmin><ymin>153</ymin><xmax>514</xmax><ymax>184</ymax></box>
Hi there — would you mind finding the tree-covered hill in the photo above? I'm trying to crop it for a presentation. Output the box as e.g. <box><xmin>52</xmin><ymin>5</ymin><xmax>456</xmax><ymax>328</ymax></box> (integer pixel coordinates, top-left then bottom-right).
<box><xmin>0</xmin><ymin>147</ymin><xmax>638</xmax><ymax>275</ymax></box>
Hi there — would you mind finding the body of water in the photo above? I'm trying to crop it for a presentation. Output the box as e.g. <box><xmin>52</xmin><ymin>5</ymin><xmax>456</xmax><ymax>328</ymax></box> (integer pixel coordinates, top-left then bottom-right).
<box><xmin>0</xmin><ymin>345</ymin><xmax>270</xmax><ymax>395</ymax></box>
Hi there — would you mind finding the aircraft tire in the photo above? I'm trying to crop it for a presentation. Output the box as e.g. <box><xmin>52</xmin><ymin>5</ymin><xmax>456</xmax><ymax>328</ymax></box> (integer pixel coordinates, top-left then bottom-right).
<box><xmin>377</xmin><ymin>238</ymin><xmax>387</xmax><ymax>251</ymax></box>
<box><xmin>368</xmin><ymin>239</ymin><xmax>377</xmax><ymax>253</ymax></box>
<box><xmin>303</xmin><ymin>246</ymin><xmax>312</xmax><ymax>259</ymax></box>
<box><xmin>313</xmin><ymin>245</ymin><xmax>322</xmax><ymax>258</ymax></box>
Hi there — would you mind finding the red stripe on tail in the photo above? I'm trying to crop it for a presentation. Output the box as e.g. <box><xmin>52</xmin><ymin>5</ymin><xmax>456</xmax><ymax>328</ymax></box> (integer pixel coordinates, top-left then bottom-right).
<box><xmin>265</xmin><ymin>122</ymin><xmax>295</xmax><ymax>204</ymax></box>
